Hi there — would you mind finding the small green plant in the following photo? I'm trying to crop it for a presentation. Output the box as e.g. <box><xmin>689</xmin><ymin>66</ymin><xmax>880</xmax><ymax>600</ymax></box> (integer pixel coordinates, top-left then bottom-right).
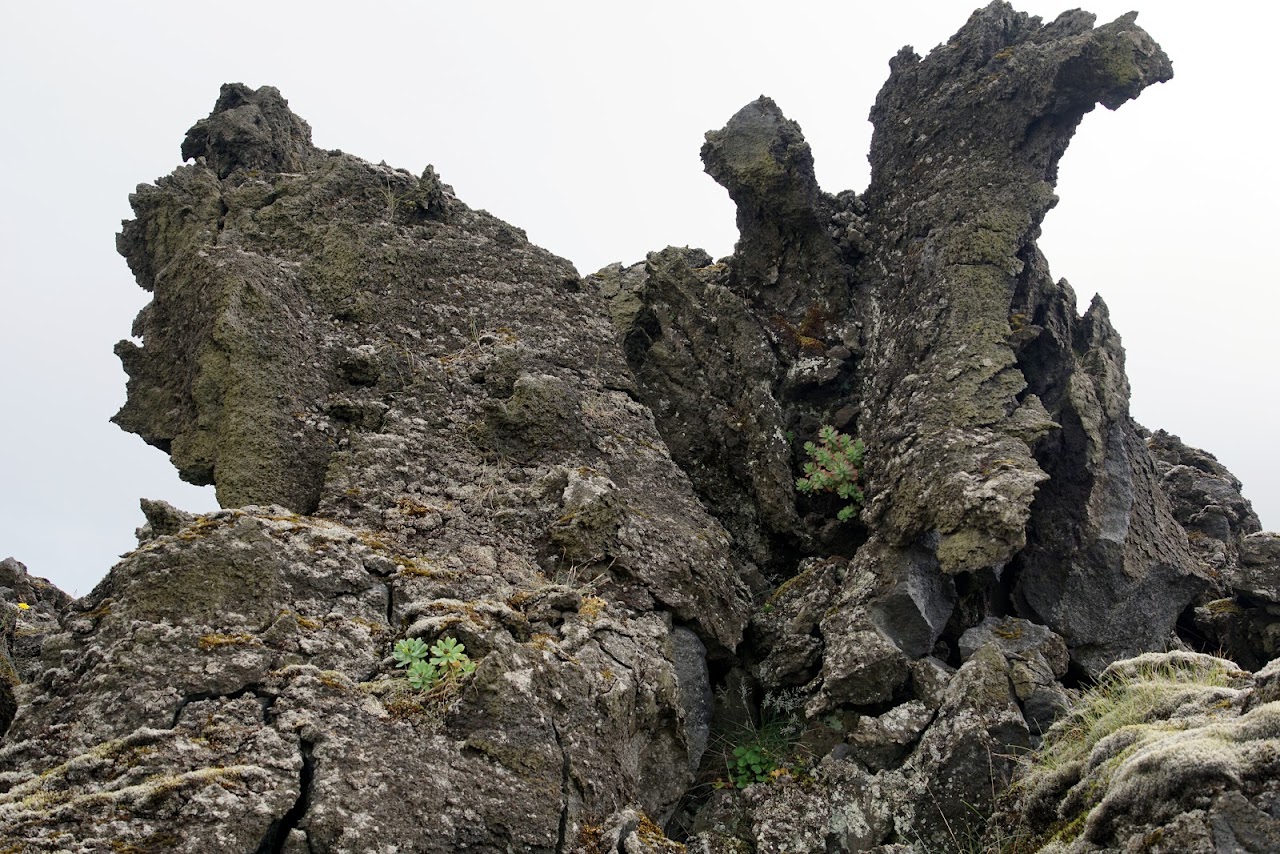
<box><xmin>730</xmin><ymin>741</ymin><xmax>779</xmax><ymax>788</ymax></box>
<box><xmin>428</xmin><ymin>636</ymin><xmax>477</xmax><ymax>678</ymax></box>
<box><xmin>717</xmin><ymin>688</ymin><xmax>810</xmax><ymax>789</ymax></box>
<box><xmin>406</xmin><ymin>659</ymin><xmax>439</xmax><ymax>691</ymax></box>
<box><xmin>392</xmin><ymin>637</ymin><xmax>429</xmax><ymax>667</ymax></box>
<box><xmin>796</xmin><ymin>425</ymin><xmax>866</xmax><ymax>521</ymax></box>
<box><xmin>393</xmin><ymin>635</ymin><xmax>476</xmax><ymax>693</ymax></box>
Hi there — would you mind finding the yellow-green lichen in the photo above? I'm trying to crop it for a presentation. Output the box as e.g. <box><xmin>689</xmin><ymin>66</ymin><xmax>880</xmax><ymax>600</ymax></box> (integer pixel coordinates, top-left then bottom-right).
<box><xmin>1206</xmin><ymin>598</ymin><xmax>1244</xmax><ymax>617</ymax></box>
<box><xmin>198</xmin><ymin>633</ymin><xmax>261</xmax><ymax>651</ymax></box>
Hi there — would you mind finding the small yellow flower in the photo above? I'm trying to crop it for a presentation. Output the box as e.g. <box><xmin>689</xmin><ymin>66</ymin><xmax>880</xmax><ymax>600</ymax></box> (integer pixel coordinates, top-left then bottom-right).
<box><xmin>17</xmin><ymin>602</ymin><xmax>31</xmax><ymax>610</ymax></box>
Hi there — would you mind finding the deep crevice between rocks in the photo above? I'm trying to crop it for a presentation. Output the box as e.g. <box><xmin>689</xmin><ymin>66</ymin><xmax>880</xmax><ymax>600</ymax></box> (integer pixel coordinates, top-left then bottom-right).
<box><xmin>1175</xmin><ymin>601</ymin><xmax>1210</xmax><ymax>653</ymax></box>
<box><xmin>1059</xmin><ymin>658</ymin><xmax>1092</xmax><ymax>691</ymax></box>
<box><xmin>602</xmin><ymin>383</ymin><xmax>644</xmax><ymax>406</ymax></box>
<box><xmin>551</xmin><ymin>719</ymin><xmax>573</xmax><ymax>854</ymax></box>
<box><xmin>215</xmin><ymin>196</ymin><xmax>229</xmax><ymax>237</ymax></box>
<box><xmin>254</xmin><ymin>736</ymin><xmax>315</xmax><ymax>854</ymax></box>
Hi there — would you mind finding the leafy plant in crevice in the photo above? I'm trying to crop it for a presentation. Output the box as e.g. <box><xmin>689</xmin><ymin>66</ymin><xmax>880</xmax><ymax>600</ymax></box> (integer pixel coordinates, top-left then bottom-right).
<box><xmin>728</xmin><ymin>738</ymin><xmax>783</xmax><ymax>788</ymax></box>
<box><xmin>796</xmin><ymin>425</ymin><xmax>866</xmax><ymax>521</ymax></box>
<box><xmin>393</xmin><ymin>635</ymin><xmax>476</xmax><ymax>694</ymax></box>
<box><xmin>717</xmin><ymin>687</ymin><xmax>811</xmax><ymax>789</ymax></box>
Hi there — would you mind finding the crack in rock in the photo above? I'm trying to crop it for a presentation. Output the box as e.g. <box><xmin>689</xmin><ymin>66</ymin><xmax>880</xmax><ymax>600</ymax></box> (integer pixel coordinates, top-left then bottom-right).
<box><xmin>255</xmin><ymin>737</ymin><xmax>315</xmax><ymax>854</ymax></box>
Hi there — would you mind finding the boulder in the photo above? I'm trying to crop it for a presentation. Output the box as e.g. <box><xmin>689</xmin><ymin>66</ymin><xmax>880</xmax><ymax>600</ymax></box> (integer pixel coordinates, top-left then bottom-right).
<box><xmin>960</xmin><ymin>616</ymin><xmax>1071</xmax><ymax>735</ymax></box>
<box><xmin>1148</xmin><ymin>429</ymin><xmax>1261</xmax><ymax>547</ymax></box>
<box><xmin>992</xmin><ymin>651</ymin><xmax>1280</xmax><ymax>853</ymax></box>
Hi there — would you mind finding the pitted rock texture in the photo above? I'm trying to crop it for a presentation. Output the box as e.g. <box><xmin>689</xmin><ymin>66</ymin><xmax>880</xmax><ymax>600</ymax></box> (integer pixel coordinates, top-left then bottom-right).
<box><xmin>4</xmin><ymin>81</ymin><xmax>750</xmax><ymax>852</ymax></box>
<box><xmin>605</xmin><ymin>3</ymin><xmax>1204</xmax><ymax>681</ymax></box>
<box><xmin>700</xmin><ymin>96</ymin><xmax>851</xmax><ymax>326</ymax></box>
<box><xmin>1214</xmin><ymin>533</ymin><xmax>1280</xmax><ymax>669</ymax></box>
<box><xmin>112</xmin><ymin>83</ymin><xmax>748</xmax><ymax>652</ymax></box>
<box><xmin>4</xmin><ymin>4</ymin><xmax>1279</xmax><ymax>854</ymax></box>
<box><xmin>850</xmin><ymin>4</ymin><xmax>1203</xmax><ymax>678</ymax></box>
<box><xmin>993</xmin><ymin>652</ymin><xmax>1280</xmax><ymax>853</ymax></box>
<box><xmin>853</xmin><ymin>6</ymin><xmax>1175</xmax><ymax>572</ymax></box>
<box><xmin>685</xmin><ymin>638</ymin><xmax>1033</xmax><ymax>853</ymax></box>
<box><xmin>1145</xmin><ymin>430</ymin><xmax>1279</xmax><ymax>670</ymax></box>
<box><xmin>1007</xmin><ymin>291</ymin><xmax>1204</xmax><ymax>676</ymax></box>
<box><xmin>0</xmin><ymin>558</ymin><xmax>67</xmax><ymax>742</ymax></box>
<box><xmin>597</xmin><ymin>103</ymin><xmax>864</xmax><ymax>572</ymax></box>
<box><xmin>0</xmin><ymin>508</ymin><xmax>710</xmax><ymax>852</ymax></box>
<box><xmin>1148</xmin><ymin>429</ymin><xmax>1262</xmax><ymax>550</ymax></box>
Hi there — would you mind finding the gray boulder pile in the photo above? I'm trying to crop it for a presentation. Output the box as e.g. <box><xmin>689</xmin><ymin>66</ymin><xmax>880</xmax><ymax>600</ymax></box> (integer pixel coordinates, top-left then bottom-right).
<box><xmin>2</xmin><ymin>3</ymin><xmax>1277</xmax><ymax>852</ymax></box>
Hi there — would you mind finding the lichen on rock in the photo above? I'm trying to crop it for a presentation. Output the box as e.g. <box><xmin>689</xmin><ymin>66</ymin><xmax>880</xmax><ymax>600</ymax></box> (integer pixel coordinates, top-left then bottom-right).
<box><xmin>3</xmin><ymin>4</ymin><xmax>1279</xmax><ymax>852</ymax></box>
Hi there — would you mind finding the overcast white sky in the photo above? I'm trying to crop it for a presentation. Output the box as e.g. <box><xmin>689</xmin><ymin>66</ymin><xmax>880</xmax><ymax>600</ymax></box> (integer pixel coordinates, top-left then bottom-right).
<box><xmin>2</xmin><ymin>1</ymin><xmax>1275</xmax><ymax>596</ymax></box>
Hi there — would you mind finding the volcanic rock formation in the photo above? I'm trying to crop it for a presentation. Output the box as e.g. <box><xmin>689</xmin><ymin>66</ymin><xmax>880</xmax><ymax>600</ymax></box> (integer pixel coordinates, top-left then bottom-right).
<box><xmin>2</xmin><ymin>3</ymin><xmax>1279</xmax><ymax>852</ymax></box>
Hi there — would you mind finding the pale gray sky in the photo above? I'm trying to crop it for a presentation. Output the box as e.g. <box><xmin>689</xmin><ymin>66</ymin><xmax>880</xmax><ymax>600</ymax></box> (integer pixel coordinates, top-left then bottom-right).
<box><xmin>2</xmin><ymin>1</ymin><xmax>1275</xmax><ymax>596</ymax></box>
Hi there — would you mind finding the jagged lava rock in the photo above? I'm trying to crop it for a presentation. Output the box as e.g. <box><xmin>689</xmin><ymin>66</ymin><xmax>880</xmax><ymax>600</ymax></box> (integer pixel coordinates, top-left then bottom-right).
<box><xmin>1148</xmin><ymin>429</ymin><xmax>1262</xmax><ymax>548</ymax></box>
<box><xmin>849</xmin><ymin>2</ymin><xmax>1204</xmax><ymax>675</ymax></box>
<box><xmin>0</xmin><ymin>558</ymin><xmax>68</xmax><ymax>741</ymax></box>
<box><xmin>607</xmin><ymin>3</ymin><xmax>1206</xmax><ymax>682</ymax></box>
<box><xmin>595</xmin><ymin>109</ymin><xmax>858</xmax><ymax>573</ymax></box>
<box><xmin>2</xmin><ymin>83</ymin><xmax>751</xmax><ymax>852</ymax></box>
<box><xmin>1146</xmin><ymin>430</ymin><xmax>1280</xmax><ymax>668</ymax></box>
<box><xmin>112</xmin><ymin>82</ymin><xmax>747</xmax><ymax>650</ymax></box>
<box><xmin>5</xmin><ymin>4</ymin><xmax>1277</xmax><ymax>852</ymax></box>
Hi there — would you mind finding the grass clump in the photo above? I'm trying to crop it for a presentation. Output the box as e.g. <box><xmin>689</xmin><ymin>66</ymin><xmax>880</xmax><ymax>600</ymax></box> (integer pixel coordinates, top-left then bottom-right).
<box><xmin>996</xmin><ymin>652</ymin><xmax>1249</xmax><ymax>851</ymax></box>
<box><xmin>716</xmin><ymin>689</ymin><xmax>811</xmax><ymax>789</ymax></box>
<box><xmin>1031</xmin><ymin>654</ymin><xmax>1240</xmax><ymax>775</ymax></box>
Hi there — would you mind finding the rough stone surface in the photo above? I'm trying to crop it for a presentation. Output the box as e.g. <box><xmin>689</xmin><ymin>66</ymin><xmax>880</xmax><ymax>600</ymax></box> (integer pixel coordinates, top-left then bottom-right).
<box><xmin>692</xmin><ymin>642</ymin><xmax>1030</xmax><ymax>853</ymax></box>
<box><xmin>670</xmin><ymin>626</ymin><xmax>713</xmax><ymax>772</ymax></box>
<box><xmin>886</xmin><ymin>643</ymin><xmax>1032</xmax><ymax>850</ymax></box>
<box><xmin>748</xmin><ymin>557</ymin><xmax>844</xmax><ymax>690</ymax></box>
<box><xmin>4</xmin><ymin>5</ymin><xmax>1277</xmax><ymax>853</ymax></box>
<box><xmin>1148</xmin><ymin>429</ymin><xmax>1261</xmax><ymax>549</ymax></box>
<box><xmin>111</xmin><ymin>83</ymin><xmax>748</xmax><ymax>652</ymax></box>
<box><xmin>1222</xmin><ymin>534</ymin><xmax>1280</xmax><ymax>667</ymax></box>
<box><xmin>961</xmin><ymin>616</ymin><xmax>1071</xmax><ymax>735</ymax></box>
<box><xmin>994</xmin><ymin>652</ymin><xmax>1280</xmax><ymax>853</ymax></box>
<box><xmin>3</xmin><ymin>81</ymin><xmax>750</xmax><ymax>852</ymax></box>
<box><xmin>845</xmin><ymin>700</ymin><xmax>934</xmax><ymax>771</ymax></box>
<box><xmin>811</xmin><ymin>559</ymin><xmax>914</xmax><ymax>712</ymax></box>
<box><xmin>1147</xmin><ymin>429</ymin><xmax>1279</xmax><ymax>669</ymax></box>
<box><xmin>0</xmin><ymin>509</ymin><xmax>709</xmax><ymax>852</ymax></box>
<box><xmin>1238</xmin><ymin>534</ymin><xmax>1280</xmax><ymax>605</ymax></box>
<box><xmin>600</xmin><ymin>5</ymin><xmax>1205</xmax><ymax>691</ymax></box>
<box><xmin>851</xmin><ymin>5</ymin><xmax>1177</xmax><ymax>577</ymax></box>
<box><xmin>0</xmin><ymin>558</ymin><xmax>68</xmax><ymax>742</ymax></box>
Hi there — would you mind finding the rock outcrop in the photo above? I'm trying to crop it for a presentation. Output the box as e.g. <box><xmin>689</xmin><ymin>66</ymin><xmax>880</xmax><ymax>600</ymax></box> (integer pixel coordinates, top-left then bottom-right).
<box><xmin>0</xmin><ymin>558</ymin><xmax>68</xmax><ymax>742</ymax></box>
<box><xmin>7</xmin><ymin>81</ymin><xmax>751</xmax><ymax>852</ymax></box>
<box><xmin>2</xmin><ymin>4</ymin><xmax>1278</xmax><ymax>853</ymax></box>
<box><xmin>993</xmin><ymin>651</ymin><xmax>1280</xmax><ymax>852</ymax></box>
<box><xmin>847</xmin><ymin>4</ymin><xmax>1199</xmax><ymax>679</ymax></box>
